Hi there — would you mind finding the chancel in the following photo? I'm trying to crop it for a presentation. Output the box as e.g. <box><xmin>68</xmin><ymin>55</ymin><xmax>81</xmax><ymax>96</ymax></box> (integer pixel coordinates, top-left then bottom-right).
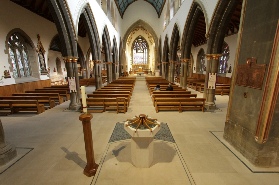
<box><xmin>0</xmin><ymin>0</ymin><xmax>279</xmax><ymax>184</ymax></box>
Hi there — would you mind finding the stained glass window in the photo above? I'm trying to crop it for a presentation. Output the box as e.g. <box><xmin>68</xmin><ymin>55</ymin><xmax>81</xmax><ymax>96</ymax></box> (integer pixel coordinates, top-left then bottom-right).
<box><xmin>132</xmin><ymin>36</ymin><xmax>148</xmax><ymax>64</ymax></box>
<box><xmin>197</xmin><ymin>48</ymin><xmax>205</xmax><ymax>73</ymax></box>
<box><xmin>218</xmin><ymin>42</ymin><xmax>230</xmax><ymax>73</ymax></box>
<box><xmin>8</xmin><ymin>32</ymin><xmax>31</xmax><ymax>78</ymax></box>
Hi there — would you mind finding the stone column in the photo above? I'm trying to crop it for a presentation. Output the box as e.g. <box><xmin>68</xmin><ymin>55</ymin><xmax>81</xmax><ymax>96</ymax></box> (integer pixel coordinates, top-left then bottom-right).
<box><xmin>169</xmin><ymin>60</ymin><xmax>175</xmax><ymax>83</ymax></box>
<box><xmin>162</xmin><ymin>62</ymin><xmax>167</xmax><ymax>79</ymax></box>
<box><xmin>93</xmin><ymin>60</ymin><xmax>102</xmax><ymax>90</ymax></box>
<box><xmin>180</xmin><ymin>59</ymin><xmax>190</xmax><ymax>89</ymax></box>
<box><xmin>64</xmin><ymin>56</ymin><xmax>79</xmax><ymax>110</ymax></box>
<box><xmin>107</xmin><ymin>62</ymin><xmax>113</xmax><ymax>83</ymax></box>
<box><xmin>115</xmin><ymin>62</ymin><xmax>119</xmax><ymax>79</ymax></box>
<box><xmin>203</xmin><ymin>54</ymin><xmax>222</xmax><ymax>110</ymax></box>
<box><xmin>0</xmin><ymin>119</ymin><xmax>17</xmax><ymax>166</ymax></box>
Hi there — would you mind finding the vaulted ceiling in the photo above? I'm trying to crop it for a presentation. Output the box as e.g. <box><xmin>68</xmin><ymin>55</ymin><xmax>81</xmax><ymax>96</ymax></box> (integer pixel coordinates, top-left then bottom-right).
<box><xmin>10</xmin><ymin>0</ymin><xmax>242</xmax><ymax>48</ymax></box>
<box><xmin>114</xmin><ymin>0</ymin><xmax>166</xmax><ymax>18</ymax></box>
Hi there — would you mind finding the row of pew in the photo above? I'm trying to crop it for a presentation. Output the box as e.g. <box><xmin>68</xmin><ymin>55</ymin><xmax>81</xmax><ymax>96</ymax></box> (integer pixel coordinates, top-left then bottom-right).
<box><xmin>146</xmin><ymin>77</ymin><xmax>205</xmax><ymax>113</ymax></box>
<box><xmin>84</xmin><ymin>77</ymin><xmax>136</xmax><ymax>113</ymax></box>
<box><xmin>187</xmin><ymin>77</ymin><xmax>230</xmax><ymax>95</ymax></box>
<box><xmin>0</xmin><ymin>85</ymin><xmax>69</xmax><ymax>115</ymax></box>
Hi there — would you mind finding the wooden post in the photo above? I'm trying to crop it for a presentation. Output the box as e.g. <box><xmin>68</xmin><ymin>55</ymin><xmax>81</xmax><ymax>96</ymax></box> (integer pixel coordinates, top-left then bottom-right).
<box><xmin>79</xmin><ymin>113</ymin><xmax>98</xmax><ymax>177</ymax></box>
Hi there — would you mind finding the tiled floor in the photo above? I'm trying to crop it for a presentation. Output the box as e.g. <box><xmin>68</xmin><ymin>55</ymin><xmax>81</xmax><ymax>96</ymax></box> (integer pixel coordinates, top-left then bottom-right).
<box><xmin>0</xmin><ymin>76</ymin><xmax>279</xmax><ymax>185</ymax></box>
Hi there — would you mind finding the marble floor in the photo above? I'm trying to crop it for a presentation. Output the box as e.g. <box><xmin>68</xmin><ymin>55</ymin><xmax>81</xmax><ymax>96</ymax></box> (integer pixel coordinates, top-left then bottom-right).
<box><xmin>0</xmin><ymin>76</ymin><xmax>279</xmax><ymax>185</ymax></box>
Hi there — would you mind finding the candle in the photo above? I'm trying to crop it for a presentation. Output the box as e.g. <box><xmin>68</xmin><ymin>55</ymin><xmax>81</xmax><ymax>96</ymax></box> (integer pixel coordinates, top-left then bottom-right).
<box><xmin>80</xmin><ymin>86</ymin><xmax>87</xmax><ymax>113</ymax></box>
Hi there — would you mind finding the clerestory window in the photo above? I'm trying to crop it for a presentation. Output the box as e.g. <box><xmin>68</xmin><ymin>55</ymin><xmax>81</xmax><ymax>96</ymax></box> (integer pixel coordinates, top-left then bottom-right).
<box><xmin>8</xmin><ymin>32</ymin><xmax>32</xmax><ymax>78</ymax></box>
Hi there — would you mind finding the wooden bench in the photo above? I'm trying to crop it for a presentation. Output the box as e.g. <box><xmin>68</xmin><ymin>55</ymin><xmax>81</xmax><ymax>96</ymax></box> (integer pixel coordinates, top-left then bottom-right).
<box><xmin>85</xmin><ymin>98</ymin><xmax>128</xmax><ymax>113</ymax></box>
<box><xmin>13</xmin><ymin>93</ymin><xmax>63</xmax><ymax>104</ymax></box>
<box><xmin>152</xmin><ymin>94</ymin><xmax>197</xmax><ymax>106</ymax></box>
<box><xmin>0</xmin><ymin>96</ymin><xmax>56</xmax><ymax>109</ymax></box>
<box><xmin>215</xmin><ymin>85</ymin><xmax>230</xmax><ymax>95</ymax></box>
<box><xmin>94</xmin><ymin>90</ymin><xmax>132</xmax><ymax>96</ymax></box>
<box><xmin>0</xmin><ymin>100</ymin><xmax>45</xmax><ymax>114</ymax></box>
<box><xmin>26</xmin><ymin>90</ymin><xmax>69</xmax><ymax>101</ymax></box>
<box><xmin>87</xmin><ymin>94</ymin><xmax>131</xmax><ymax>106</ymax></box>
<box><xmin>154</xmin><ymin>98</ymin><xmax>206</xmax><ymax>113</ymax></box>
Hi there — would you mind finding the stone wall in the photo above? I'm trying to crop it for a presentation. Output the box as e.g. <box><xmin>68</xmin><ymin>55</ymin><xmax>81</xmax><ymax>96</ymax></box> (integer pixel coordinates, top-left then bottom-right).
<box><xmin>224</xmin><ymin>0</ymin><xmax>279</xmax><ymax>167</ymax></box>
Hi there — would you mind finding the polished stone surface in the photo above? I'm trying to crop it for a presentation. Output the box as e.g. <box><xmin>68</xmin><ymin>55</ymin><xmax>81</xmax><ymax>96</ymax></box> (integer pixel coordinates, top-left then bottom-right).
<box><xmin>0</xmin><ymin>76</ymin><xmax>279</xmax><ymax>185</ymax></box>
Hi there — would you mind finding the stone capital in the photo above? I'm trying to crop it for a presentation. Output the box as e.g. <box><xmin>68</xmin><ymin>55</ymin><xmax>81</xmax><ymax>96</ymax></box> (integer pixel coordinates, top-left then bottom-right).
<box><xmin>181</xmin><ymin>58</ymin><xmax>191</xmax><ymax>63</ymax></box>
<box><xmin>205</xmin><ymin>54</ymin><xmax>222</xmax><ymax>60</ymax></box>
<box><xmin>63</xmin><ymin>56</ymin><xmax>79</xmax><ymax>63</ymax></box>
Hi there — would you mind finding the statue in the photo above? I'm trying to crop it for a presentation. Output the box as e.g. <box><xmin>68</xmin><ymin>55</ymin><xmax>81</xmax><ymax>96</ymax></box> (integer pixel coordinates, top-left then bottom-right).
<box><xmin>228</xmin><ymin>64</ymin><xmax>232</xmax><ymax>73</ymax></box>
<box><xmin>4</xmin><ymin>70</ymin><xmax>11</xmax><ymax>78</ymax></box>
<box><xmin>36</xmin><ymin>34</ymin><xmax>48</xmax><ymax>75</ymax></box>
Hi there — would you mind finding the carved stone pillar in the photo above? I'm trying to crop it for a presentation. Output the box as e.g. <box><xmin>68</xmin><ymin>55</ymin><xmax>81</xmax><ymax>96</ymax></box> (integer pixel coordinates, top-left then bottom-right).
<box><xmin>107</xmin><ymin>62</ymin><xmax>113</xmax><ymax>83</ymax></box>
<box><xmin>93</xmin><ymin>60</ymin><xmax>102</xmax><ymax>90</ymax></box>
<box><xmin>203</xmin><ymin>54</ymin><xmax>222</xmax><ymax>110</ymax></box>
<box><xmin>169</xmin><ymin>60</ymin><xmax>175</xmax><ymax>83</ymax></box>
<box><xmin>64</xmin><ymin>56</ymin><xmax>80</xmax><ymax>110</ymax></box>
<box><xmin>0</xmin><ymin>119</ymin><xmax>17</xmax><ymax>166</ymax></box>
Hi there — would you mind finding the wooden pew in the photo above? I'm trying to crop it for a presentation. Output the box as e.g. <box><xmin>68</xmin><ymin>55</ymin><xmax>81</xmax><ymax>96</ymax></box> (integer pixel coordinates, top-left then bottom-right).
<box><xmin>0</xmin><ymin>100</ymin><xmax>45</xmax><ymax>114</ymax></box>
<box><xmin>0</xmin><ymin>96</ymin><xmax>55</xmax><ymax>109</ymax></box>
<box><xmin>26</xmin><ymin>90</ymin><xmax>69</xmax><ymax>101</ymax></box>
<box><xmin>215</xmin><ymin>85</ymin><xmax>230</xmax><ymax>95</ymax></box>
<box><xmin>154</xmin><ymin>98</ymin><xmax>206</xmax><ymax>113</ymax></box>
<box><xmin>87</xmin><ymin>94</ymin><xmax>131</xmax><ymax>106</ymax></box>
<box><xmin>85</xmin><ymin>97</ymin><xmax>128</xmax><ymax>113</ymax></box>
<box><xmin>152</xmin><ymin>94</ymin><xmax>197</xmax><ymax>106</ymax></box>
<box><xmin>13</xmin><ymin>93</ymin><xmax>63</xmax><ymax>104</ymax></box>
<box><xmin>152</xmin><ymin>91</ymin><xmax>192</xmax><ymax>95</ymax></box>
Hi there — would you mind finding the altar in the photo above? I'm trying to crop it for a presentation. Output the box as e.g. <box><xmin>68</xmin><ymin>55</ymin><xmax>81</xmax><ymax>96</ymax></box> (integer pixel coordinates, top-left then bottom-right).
<box><xmin>136</xmin><ymin>72</ymin><xmax>145</xmax><ymax>76</ymax></box>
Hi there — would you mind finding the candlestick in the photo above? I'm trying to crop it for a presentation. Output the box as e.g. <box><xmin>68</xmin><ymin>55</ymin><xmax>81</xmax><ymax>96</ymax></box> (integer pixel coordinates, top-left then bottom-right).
<box><xmin>80</xmin><ymin>86</ymin><xmax>87</xmax><ymax>113</ymax></box>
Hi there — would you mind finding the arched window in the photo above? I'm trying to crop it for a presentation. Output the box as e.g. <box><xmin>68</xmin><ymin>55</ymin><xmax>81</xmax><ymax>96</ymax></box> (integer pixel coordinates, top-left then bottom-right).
<box><xmin>218</xmin><ymin>42</ymin><xmax>230</xmax><ymax>73</ymax></box>
<box><xmin>132</xmin><ymin>36</ymin><xmax>148</xmax><ymax>64</ymax></box>
<box><xmin>8</xmin><ymin>32</ymin><xmax>32</xmax><ymax>78</ymax></box>
<box><xmin>197</xmin><ymin>48</ymin><xmax>205</xmax><ymax>73</ymax></box>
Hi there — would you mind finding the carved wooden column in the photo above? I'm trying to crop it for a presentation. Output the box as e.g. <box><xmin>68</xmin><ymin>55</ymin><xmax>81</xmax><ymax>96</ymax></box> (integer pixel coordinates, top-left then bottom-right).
<box><xmin>0</xmin><ymin>119</ymin><xmax>17</xmax><ymax>166</ymax></box>
<box><xmin>93</xmin><ymin>60</ymin><xmax>102</xmax><ymax>90</ymax></box>
<box><xmin>64</xmin><ymin>56</ymin><xmax>80</xmax><ymax>110</ymax></box>
<box><xmin>169</xmin><ymin>60</ymin><xmax>175</xmax><ymax>83</ymax></box>
<box><xmin>107</xmin><ymin>62</ymin><xmax>113</xmax><ymax>83</ymax></box>
<box><xmin>79</xmin><ymin>113</ymin><xmax>98</xmax><ymax>177</ymax></box>
<box><xmin>203</xmin><ymin>54</ymin><xmax>222</xmax><ymax>110</ymax></box>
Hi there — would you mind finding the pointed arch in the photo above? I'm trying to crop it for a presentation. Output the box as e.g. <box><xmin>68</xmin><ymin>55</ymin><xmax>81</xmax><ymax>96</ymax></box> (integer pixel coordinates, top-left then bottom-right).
<box><xmin>47</xmin><ymin>0</ymin><xmax>77</xmax><ymax>57</ymax></box>
<box><xmin>181</xmin><ymin>2</ymin><xmax>206</xmax><ymax>59</ymax></box>
<box><xmin>207</xmin><ymin>0</ymin><xmax>240</xmax><ymax>54</ymax></box>
<box><xmin>79</xmin><ymin>4</ymin><xmax>101</xmax><ymax>60</ymax></box>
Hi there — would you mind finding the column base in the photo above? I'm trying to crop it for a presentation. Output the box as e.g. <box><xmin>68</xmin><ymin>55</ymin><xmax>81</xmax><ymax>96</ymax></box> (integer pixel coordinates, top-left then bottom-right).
<box><xmin>204</xmin><ymin>102</ymin><xmax>216</xmax><ymax>110</ymax></box>
<box><xmin>0</xmin><ymin>143</ymin><xmax>17</xmax><ymax>166</ymax></box>
<box><xmin>83</xmin><ymin>163</ymin><xmax>99</xmax><ymax>177</ymax></box>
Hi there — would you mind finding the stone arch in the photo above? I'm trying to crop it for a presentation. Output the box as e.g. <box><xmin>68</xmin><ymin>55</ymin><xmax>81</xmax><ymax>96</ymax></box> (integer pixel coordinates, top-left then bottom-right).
<box><xmin>122</xmin><ymin>19</ymin><xmax>158</xmax><ymax>62</ymax></box>
<box><xmin>47</xmin><ymin>0</ymin><xmax>80</xmax><ymax>110</ymax></box>
<box><xmin>77</xmin><ymin>3</ymin><xmax>102</xmax><ymax>88</ymax></box>
<box><xmin>181</xmin><ymin>2</ymin><xmax>205</xmax><ymax>59</ymax></box>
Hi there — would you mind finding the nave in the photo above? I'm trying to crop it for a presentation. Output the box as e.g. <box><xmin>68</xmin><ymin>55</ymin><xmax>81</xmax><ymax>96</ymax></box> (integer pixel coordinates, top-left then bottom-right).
<box><xmin>0</xmin><ymin>77</ymin><xmax>278</xmax><ymax>185</ymax></box>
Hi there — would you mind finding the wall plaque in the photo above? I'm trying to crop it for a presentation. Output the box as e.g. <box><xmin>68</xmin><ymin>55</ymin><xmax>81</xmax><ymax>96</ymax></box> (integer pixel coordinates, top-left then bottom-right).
<box><xmin>236</xmin><ymin>58</ymin><xmax>266</xmax><ymax>89</ymax></box>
